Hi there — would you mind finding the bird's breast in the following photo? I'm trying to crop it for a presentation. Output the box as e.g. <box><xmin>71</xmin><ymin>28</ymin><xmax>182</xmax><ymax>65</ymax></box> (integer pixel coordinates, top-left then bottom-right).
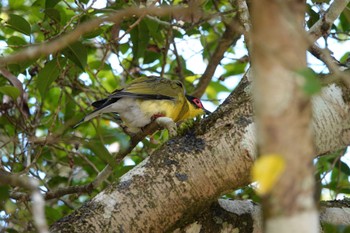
<box><xmin>114</xmin><ymin>98</ymin><xmax>181</xmax><ymax>132</ymax></box>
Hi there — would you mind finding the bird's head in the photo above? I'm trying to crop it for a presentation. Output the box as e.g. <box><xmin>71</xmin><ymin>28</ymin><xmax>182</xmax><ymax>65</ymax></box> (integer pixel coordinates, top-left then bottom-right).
<box><xmin>185</xmin><ymin>95</ymin><xmax>211</xmax><ymax>117</ymax></box>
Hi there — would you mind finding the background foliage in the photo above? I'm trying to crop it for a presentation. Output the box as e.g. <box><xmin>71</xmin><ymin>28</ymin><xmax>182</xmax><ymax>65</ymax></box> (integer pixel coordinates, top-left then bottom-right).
<box><xmin>0</xmin><ymin>0</ymin><xmax>349</xmax><ymax>232</ymax></box>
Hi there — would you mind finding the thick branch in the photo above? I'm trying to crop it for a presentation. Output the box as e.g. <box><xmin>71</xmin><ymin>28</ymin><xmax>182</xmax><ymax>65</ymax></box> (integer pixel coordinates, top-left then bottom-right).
<box><xmin>173</xmin><ymin>199</ymin><xmax>350</xmax><ymax>233</ymax></box>
<box><xmin>50</xmin><ymin>74</ymin><xmax>350</xmax><ymax>232</ymax></box>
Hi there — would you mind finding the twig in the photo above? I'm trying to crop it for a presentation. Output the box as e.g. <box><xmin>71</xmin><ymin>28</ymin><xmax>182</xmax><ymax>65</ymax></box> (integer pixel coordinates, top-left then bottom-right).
<box><xmin>235</xmin><ymin>0</ymin><xmax>251</xmax><ymax>52</ymax></box>
<box><xmin>10</xmin><ymin>121</ymin><xmax>161</xmax><ymax>201</ymax></box>
<box><xmin>305</xmin><ymin>0</ymin><xmax>350</xmax><ymax>84</ymax></box>
<box><xmin>192</xmin><ymin>18</ymin><xmax>242</xmax><ymax>97</ymax></box>
<box><xmin>161</xmin><ymin>28</ymin><xmax>172</xmax><ymax>78</ymax></box>
<box><xmin>309</xmin><ymin>0</ymin><xmax>350</xmax><ymax>43</ymax></box>
<box><xmin>0</xmin><ymin>6</ymin><xmax>196</xmax><ymax>66</ymax></box>
<box><xmin>0</xmin><ymin>171</ymin><xmax>48</xmax><ymax>233</ymax></box>
<box><xmin>0</xmin><ymin>68</ymin><xmax>29</xmax><ymax>118</ymax></box>
<box><xmin>171</xmin><ymin>36</ymin><xmax>185</xmax><ymax>82</ymax></box>
<box><xmin>308</xmin><ymin>44</ymin><xmax>341</xmax><ymax>74</ymax></box>
<box><xmin>236</xmin><ymin>0</ymin><xmax>251</xmax><ymax>33</ymax></box>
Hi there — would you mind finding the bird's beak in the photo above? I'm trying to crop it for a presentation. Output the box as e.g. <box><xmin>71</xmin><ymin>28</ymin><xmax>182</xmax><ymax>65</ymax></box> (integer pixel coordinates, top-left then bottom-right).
<box><xmin>204</xmin><ymin>108</ymin><xmax>211</xmax><ymax>115</ymax></box>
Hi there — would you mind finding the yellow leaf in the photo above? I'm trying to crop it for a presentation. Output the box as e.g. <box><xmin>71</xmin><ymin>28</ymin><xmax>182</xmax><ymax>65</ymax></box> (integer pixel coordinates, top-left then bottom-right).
<box><xmin>185</xmin><ymin>75</ymin><xmax>200</xmax><ymax>83</ymax></box>
<box><xmin>251</xmin><ymin>154</ymin><xmax>285</xmax><ymax>195</ymax></box>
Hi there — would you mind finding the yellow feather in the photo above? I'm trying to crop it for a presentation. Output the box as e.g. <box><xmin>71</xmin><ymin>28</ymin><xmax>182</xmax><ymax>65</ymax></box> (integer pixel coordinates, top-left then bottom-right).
<box><xmin>75</xmin><ymin>76</ymin><xmax>207</xmax><ymax>133</ymax></box>
<box><xmin>179</xmin><ymin>101</ymin><xmax>205</xmax><ymax>121</ymax></box>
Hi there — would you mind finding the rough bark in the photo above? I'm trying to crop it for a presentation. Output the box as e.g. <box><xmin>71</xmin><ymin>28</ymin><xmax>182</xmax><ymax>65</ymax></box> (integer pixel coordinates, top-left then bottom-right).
<box><xmin>173</xmin><ymin>199</ymin><xmax>350</xmax><ymax>233</ymax></box>
<box><xmin>50</xmin><ymin>77</ymin><xmax>254</xmax><ymax>232</ymax></box>
<box><xmin>50</xmin><ymin>72</ymin><xmax>350</xmax><ymax>232</ymax></box>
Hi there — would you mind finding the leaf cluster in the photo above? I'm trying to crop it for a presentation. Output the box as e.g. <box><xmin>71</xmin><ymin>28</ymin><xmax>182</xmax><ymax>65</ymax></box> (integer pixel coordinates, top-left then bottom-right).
<box><xmin>0</xmin><ymin>0</ymin><xmax>349</xmax><ymax>232</ymax></box>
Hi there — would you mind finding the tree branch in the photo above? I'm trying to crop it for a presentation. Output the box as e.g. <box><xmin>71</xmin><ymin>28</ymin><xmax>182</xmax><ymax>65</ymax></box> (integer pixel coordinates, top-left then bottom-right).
<box><xmin>0</xmin><ymin>68</ymin><xmax>29</xmax><ymax>118</ymax></box>
<box><xmin>0</xmin><ymin>170</ymin><xmax>48</xmax><ymax>233</ymax></box>
<box><xmin>236</xmin><ymin>0</ymin><xmax>251</xmax><ymax>50</ymax></box>
<box><xmin>50</xmin><ymin>74</ymin><xmax>350</xmax><ymax>232</ymax></box>
<box><xmin>0</xmin><ymin>6</ymin><xmax>196</xmax><ymax>66</ymax></box>
<box><xmin>10</xmin><ymin>121</ymin><xmax>161</xmax><ymax>201</ymax></box>
<box><xmin>192</xmin><ymin>18</ymin><xmax>242</xmax><ymax>97</ymax></box>
<box><xmin>308</xmin><ymin>0</ymin><xmax>350</xmax><ymax>43</ymax></box>
<box><xmin>173</xmin><ymin>199</ymin><xmax>350</xmax><ymax>232</ymax></box>
<box><xmin>306</xmin><ymin>0</ymin><xmax>350</xmax><ymax>84</ymax></box>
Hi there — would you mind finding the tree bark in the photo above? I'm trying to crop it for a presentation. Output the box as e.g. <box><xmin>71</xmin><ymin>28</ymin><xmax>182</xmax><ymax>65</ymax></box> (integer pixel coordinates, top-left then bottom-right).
<box><xmin>251</xmin><ymin>0</ymin><xmax>319</xmax><ymax>232</ymax></box>
<box><xmin>173</xmin><ymin>199</ymin><xmax>350</xmax><ymax>233</ymax></box>
<box><xmin>50</xmin><ymin>72</ymin><xmax>350</xmax><ymax>232</ymax></box>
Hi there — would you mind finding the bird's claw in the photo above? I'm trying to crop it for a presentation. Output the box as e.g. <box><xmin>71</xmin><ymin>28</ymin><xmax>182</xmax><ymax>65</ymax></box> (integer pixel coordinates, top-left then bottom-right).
<box><xmin>155</xmin><ymin>117</ymin><xmax>177</xmax><ymax>137</ymax></box>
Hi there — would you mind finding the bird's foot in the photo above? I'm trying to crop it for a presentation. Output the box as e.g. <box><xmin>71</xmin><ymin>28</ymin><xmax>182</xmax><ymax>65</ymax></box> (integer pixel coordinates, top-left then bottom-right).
<box><xmin>155</xmin><ymin>117</ymin><xmax>177</xmax><ymax>137</ymax></box>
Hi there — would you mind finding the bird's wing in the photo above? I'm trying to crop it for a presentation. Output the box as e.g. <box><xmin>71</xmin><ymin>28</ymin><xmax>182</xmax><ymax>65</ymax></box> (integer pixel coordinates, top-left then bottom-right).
<box><xmin>91</xmin><ymin>77</ymin><xmax>179</xmax><ymax>109</ymax></box>
<box><xmin>112</xmin><ymin>76</ymin><xmax>185</xmax><ymax>99</ymax></box>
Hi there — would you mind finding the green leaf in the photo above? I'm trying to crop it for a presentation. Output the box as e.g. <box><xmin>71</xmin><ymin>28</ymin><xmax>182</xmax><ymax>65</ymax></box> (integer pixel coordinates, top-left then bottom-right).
<box><xmin>0</xmin><ymin>86</ymin><xmax>20</xmax><ymax>100</ymax></box>
<box><xmin>143</xmin><ymin>50</ymin><xmax>160</xmax><ymax>64</ymax></box>
<box><xmin>306</xmin><ymin>4</ymin><xmax>320</xmax><ymax>28</ymax></box>
<box><xmin>340</xmin><ymin>52</ymin><xmax>350</xmax><ymax>64</ymax></box>
<box><xmin>339</xmin><ymin>161</ymin><xmax>350</xmax><ymax>176</ymax></box>
<box><xmin>32</xmin><ymin>0</ymin><xmax>45</xmax><ymax>7</ymax></box>
<box><xmin>6</xmin><ymin>14</ymin><xmax>31</xmax><ymax>35</ymax></box>
<box><xmin>130</xmin><ymin>21</ymin><xmax>150</xmax><ymax>60</ymax></box>
<box><xmin>45</xmin><ymin>0</ymin><xmax>60</xmax><ymax>8</ymax></box>
<box><xmin>84</xmin><ymin>140</ymin><xmax>117</xmax><ymax>168</ymax></box>
<box><xmin>79</xmin><ymin>0</ymin><xmax>90</xmax><ymax>4</ymax></box>
<box><xmin>144</xmin><ymin>17</ymin><xmax>163</xmax><ymax>43</ymax></box>
<box><xmin>222</xmin><ymin>62</ymin><xmax>247</xmax><ymax>78</ymax></box>
<box><xmin>47</xmin><ymin>176</ymin><xmax>68</xmax><ymax>187</ymax></box>
<box><xmin>37</xmin><ymin>58</ymin><xmax>66</xmax><ymax>98</ymax></box>
<box><xmin>44</xmin><ymin>8</ymin><xmax>61</xmax><ymax>23</ymax></box>
<box><xmin>9</xmin><ymin>0</ymin><xmax>25</xmax><ymax>9</ymax></box>
<box><xmin>64</xmin><ymin>92</ymin><xmax>76</xmax><ymax>122</ymax></box>
<box><xmin>0</xmin><ymin>185</ymin><xmax>10</xmax><ymax>200</ymax></box>
<box><xmin>7</xmin><ymin>36</ymin><xmax>27</xmax><ymax>49</ymax></box>
<box><xmin>119</xmin><ymin>43</ymin><xmax>130</xmax><ymax>54</ymax></box>
<box><xmin>45</xmin><ymin>206</ymin><xmax>62</xmax><ymax>224</ymax></box>
<box><xmin>83</xmin><ymin>28</ymin><xmax>104</xmax><ymax>39</ymax></box>
<box><xmin>62</xmin><ymin>42</ymin><xmax>87</xmax><ymax>70</ymax></box>
<box><xmin>298</xmin><ymin>68</ymin><xmax>322</xmax><ymax>95</ymax></box>
<box><xmin>339</xmin><ymin>10</ymin><xmax>350</xmax><ymax>32</ymax></box>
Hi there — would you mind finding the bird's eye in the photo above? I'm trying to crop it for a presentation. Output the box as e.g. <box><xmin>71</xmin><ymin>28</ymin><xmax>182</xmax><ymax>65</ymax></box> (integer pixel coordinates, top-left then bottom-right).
<box><xmin>193</xmin><ymin>98</ymin><xmax>203</xmax><ymax>109</ymax></box>
<box><xmin>175</xmin><ymin>81</ymin><xmax>183</xmax><ymax>88</ymax></box>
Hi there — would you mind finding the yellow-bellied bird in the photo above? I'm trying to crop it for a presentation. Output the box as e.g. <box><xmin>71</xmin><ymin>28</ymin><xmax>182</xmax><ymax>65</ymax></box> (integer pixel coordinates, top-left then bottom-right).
<box><xmin>74</xmin><ymin>76</ymin><xmax>210</xmax><ymax>136</ymax></box>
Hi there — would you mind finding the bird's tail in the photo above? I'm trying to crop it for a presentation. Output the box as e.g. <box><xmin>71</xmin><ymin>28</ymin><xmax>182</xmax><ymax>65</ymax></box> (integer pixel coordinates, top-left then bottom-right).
<box><xmin>72</xmin><ymin>108</ymin><xmax>106</xmax><ymax>129</ymax></box>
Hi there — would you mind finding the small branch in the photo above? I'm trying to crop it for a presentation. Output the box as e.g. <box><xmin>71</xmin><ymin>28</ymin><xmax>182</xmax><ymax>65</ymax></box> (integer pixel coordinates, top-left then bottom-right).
<box><xmin>236</xmin><ymin>0</ymin><xmax>251</xmax><ymax>33</ymax></box>
<box><xmin>308</xmin><ymin>0</ymin><xmax>350</xmax><ymax>43</ymax></box>
<box><xmin>236</xmin><ymin>0</ymin><xmax>251</xmax><ymax>53</ymax></box>
<box><xmin>0</xmin><ymin>68</ymin><xmax>24</xmax><ymax>93</ymax></box>
<box><xmin>117</xmin><ymin>0</ymin><xmax>160</xmax><ymax>42</ymax></box>
<box><xmin>161</xmin><ymin>28</ymin><xmax>172</xmax><ymax>78</ymax></box>
<box><xmin>305</xmin><ymin>1</ymin><xmax>350</xmax><ymax>85</ymax></box>
<box><xmin>172</xmin><ymin>36</ymin><xmax>185</xmax><ymax>82</ymax></box>
<box><xmin>0</xmin><ymin>6</ymin><xmax>196</xmax><ymax>66</ymax></box>
<box><xmin>0</xmin><ymin>171</ymin><xmax>48</xmax><ymax>233</ymax></box>
<box><xmin>192</xmin><ymin>18</ymin><xmax>242</xmax><ymax>97</ymax></box>
<box><xmin>0</xmin><ymin>68</ymin><xmax>29</xmax><ymax>118</ymax></box>
<box><xmin>10</xmin><ymin>121</ymin><xmax>161</xmax><ymax>201</ymax></box>
<box><xmin>308</xmin><ymin>44</ymin><xmax>341</xmax><ymax>74</ymax></box>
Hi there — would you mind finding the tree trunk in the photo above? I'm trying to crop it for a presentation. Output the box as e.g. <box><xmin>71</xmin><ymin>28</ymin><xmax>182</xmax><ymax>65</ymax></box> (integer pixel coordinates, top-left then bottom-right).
<box><xmin>251</xmin><ymin>0</ymin><xmax>319</xmax><ymax>232</ymax></box>
<box><xmin>50</xmin><ymin>73</ymin><xmax>350</xmax><ymax>232</ymax></box>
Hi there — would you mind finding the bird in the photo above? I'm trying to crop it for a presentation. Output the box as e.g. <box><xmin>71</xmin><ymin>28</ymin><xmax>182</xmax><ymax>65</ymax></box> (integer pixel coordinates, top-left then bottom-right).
<box><xmin>73</xmin><ymin>76</ymin><xmax>210</xmax><ymax>136</ymax></box>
